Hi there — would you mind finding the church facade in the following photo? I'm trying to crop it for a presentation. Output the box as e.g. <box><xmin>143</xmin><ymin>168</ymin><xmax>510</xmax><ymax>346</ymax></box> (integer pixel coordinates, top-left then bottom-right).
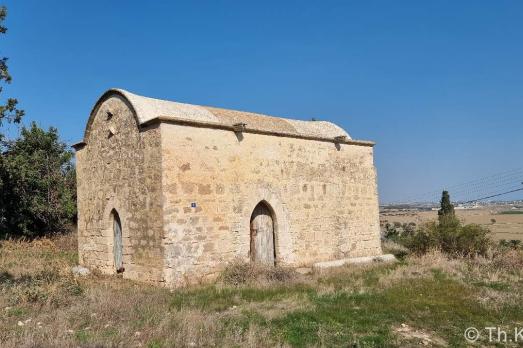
<box><xmin>73</xmin><ymin>89</ymin><xmax>382</xmax><ymax>286</ymax></box>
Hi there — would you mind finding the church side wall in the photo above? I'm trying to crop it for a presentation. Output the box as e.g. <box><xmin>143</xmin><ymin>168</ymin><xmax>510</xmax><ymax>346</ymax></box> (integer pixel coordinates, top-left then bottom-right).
<box><xmin>160</xmin><ymin>123</ymin><xmax>382</xmax><ymax>286</ymax></box>
<box><xmin>76</xmin><ymin>96</ymin><xmax>164</xmax><ymax>283</ymax></box>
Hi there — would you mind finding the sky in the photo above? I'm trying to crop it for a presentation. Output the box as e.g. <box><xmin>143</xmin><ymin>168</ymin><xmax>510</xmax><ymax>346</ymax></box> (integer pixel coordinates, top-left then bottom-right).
<box><xmin>2</xmin><ymin>0</ymin><xmax>523</xmax><ymax>203</ymax></box>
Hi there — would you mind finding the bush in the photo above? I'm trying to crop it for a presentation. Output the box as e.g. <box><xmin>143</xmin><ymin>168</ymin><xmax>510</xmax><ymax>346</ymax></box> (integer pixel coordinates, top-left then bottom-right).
<box><xmin>499</xmin><ymin>239</ymin><xmax>522</xmax><ymax>250</ymax></box>
<box><xmin>457</xmin><ymin>224</ymin><xmax>491</xmax><ymax>255</ymax></box>
<box><xmin>384</xmin><ymin>222</ymin><xmax>416</xmax><ymax>239</ymax></box>
<box><xmin>404</xmin><ymin>223</ymin><xmax>435</xmax><ymax>255</ymax></box>
<box><xmin>398</xmin><ymin>218</ymin><xmax>491</xmax><ymax>257</ymax></box>
<box><xmin>391</xmin><ymin>191</ymin><xmax>492</xmax><ymax>257</ymax></box>
<box><xmin>0</xmin><ymin>122</ymin><xmax>76</xmax><ymax>237</ymax></box>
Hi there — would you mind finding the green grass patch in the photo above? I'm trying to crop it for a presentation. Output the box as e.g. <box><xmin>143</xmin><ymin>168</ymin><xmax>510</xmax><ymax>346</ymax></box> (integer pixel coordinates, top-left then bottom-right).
<box><xmin>317</xmin><ymin>263</ymin><xmax>400</xmax><ymax>290</ymax></box>
<box><xmin>169</xmin><ymin>284</ymin><xmax>313</xmax><ymax>312</ymax></box>
<box><xmin>5</xmin><ymin>306</ymin><xmax>28</xmax><ymax>317</ymax></box>
<box><xmin>101</xmin><ymin>327</ymin><xmax>119</xmax><ymax>338</ymax></box>
<box><xmin>147</xmin><ymin>339</ymin><xmax>164</xmax><ymax>348</ymax></box>
<box><xmin>270</xmin><ymin>277</ymin><xmax>521</xmax><ymax>347</ymax></box>
<box><xmin>142</xmin><ymin>261</ymin><xmax>523</xmax><ymax>346</ymax></box>
<box><xmin>221</xmin><ymin>309</ymin><xmax>269</xmax><ymax>334</ymax></box>
<box><xmin>75</xmin><ymin>329</ymin><xmax>91</xmax><ymax>344</ymax></box>
<box><xmin>471</xmin><ymin>280</ymin><xmax>511</xmax><ymax>291</ymax></box>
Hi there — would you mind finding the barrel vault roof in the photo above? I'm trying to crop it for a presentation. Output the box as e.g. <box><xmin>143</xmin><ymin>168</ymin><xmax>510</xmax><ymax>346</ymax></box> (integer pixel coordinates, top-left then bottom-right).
<box><xmin>78</xmin><ymin>89</ymin><xmax>375</xmax><ymax>147</ymax></box>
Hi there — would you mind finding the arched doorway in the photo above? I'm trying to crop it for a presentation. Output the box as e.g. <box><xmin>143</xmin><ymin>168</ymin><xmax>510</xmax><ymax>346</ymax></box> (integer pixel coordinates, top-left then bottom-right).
<box><xmin>250</xmin><ymin>202</ymin><xmax>275</xmax><ymax>265</ymax></box>
<box><xmin>112</xmin><ymin>210</ymin><xmax>124</xmax><ymax>273</ymax></box>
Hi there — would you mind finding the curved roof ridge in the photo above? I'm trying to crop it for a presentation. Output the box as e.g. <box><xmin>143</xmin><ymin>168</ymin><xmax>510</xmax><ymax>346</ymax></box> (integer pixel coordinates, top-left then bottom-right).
<box><xmin>115</xmin><ymin>88</ymin><xmax>220</xmax><ymax>125</ymax></box>
<box><xmin>82</xmin><ymin>88</ymin><xmax>356</xmax><ymax>144</ymax></box>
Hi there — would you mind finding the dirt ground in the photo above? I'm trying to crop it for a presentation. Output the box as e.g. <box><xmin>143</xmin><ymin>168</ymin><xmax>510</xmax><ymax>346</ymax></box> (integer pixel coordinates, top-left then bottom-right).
<box><xmin>380</xmin><ymin>206</ymin><xmax>523</xmax><ymax>241</ymax></box>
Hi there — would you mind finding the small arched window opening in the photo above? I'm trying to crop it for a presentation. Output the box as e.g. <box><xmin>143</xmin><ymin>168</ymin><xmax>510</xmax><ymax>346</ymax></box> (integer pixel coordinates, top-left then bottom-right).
<box><xmin>249</xmin><ymin>201</ymin><xmax>275</xmax><ymax>265</ymax></box>
<box><xmin>111</xmin><ymin>210</ymin><xmax>124</xmax><ymax>273</ymax></box>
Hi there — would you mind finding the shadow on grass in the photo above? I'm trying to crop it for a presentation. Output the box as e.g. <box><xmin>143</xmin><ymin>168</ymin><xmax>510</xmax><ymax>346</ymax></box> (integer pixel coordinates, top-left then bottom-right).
<box><xmin>0</xmin><ymin>270</ymin><xmax>14</xmax><ymax>283</ymax></box>
<box><xmin>0</xmin><ymin>269</ymin><xmax>61</xmax><ymax>287</ymax></box>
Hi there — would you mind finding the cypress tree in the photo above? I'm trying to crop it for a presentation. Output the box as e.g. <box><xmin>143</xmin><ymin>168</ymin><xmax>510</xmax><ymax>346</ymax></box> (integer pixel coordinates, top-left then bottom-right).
<box><xmin>438</xmin><ymin>190</ymin><xmax>456</xmax><ymax>224</ymax></box>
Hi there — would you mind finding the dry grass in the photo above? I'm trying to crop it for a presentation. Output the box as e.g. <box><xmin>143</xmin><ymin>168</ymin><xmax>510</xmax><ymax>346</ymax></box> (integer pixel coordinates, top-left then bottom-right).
<box><xmin>1</xmin><ymin>233</ymin><xmax>523</xmax><ymax>347</ymax></box>
<box><xmin>378</xmin><ymin>249</ymin><xmax>465</xmax><ymax>287</ymax></box>
<box><xmin>0</xmin><ymin>234</ymin><xmax>282</xmax><ymax>347</ymax></box>
<box><xmin>219</xmin><ymin>259</ymin><xmax>296</xmax><ymax>286</ymax></box>
<box><xmin>0</xmin><ymin>234</ymin><xmax>302</xmax><ymax>347</ymax></box>
<box><xmin>379</xmin><ymin>246</ymin><xmax>523</xmax><ymax>313</ymax></box>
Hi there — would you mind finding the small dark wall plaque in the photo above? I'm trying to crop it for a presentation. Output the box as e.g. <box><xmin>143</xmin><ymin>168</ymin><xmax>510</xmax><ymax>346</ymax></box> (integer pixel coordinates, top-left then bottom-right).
<box><xmin>191</xmin><ymin>202</ymin><xmax>197</xmax><ymax>208</ymax></box>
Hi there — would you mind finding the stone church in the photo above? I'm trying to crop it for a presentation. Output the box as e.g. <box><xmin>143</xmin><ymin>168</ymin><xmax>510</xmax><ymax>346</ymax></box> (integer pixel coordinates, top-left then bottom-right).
<box><xmin>73</xmin><ymin>89</ymin><xmax>383</xmax><ymax>286</ymax></box>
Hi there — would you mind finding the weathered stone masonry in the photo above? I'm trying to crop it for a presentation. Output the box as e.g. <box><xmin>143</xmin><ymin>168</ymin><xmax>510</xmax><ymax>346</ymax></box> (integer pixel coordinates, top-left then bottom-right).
<box><xmin>74</xmin><ymin>89</ymin><xmax>383</xmax><ymax>287</ymax></box>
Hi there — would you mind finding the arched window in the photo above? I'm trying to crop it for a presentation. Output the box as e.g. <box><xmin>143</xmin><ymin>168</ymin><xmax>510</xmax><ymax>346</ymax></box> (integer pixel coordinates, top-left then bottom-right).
<box><xmin>249</xmin><ymin>201</ymin><xmax>275</xmax><ymax>265</ymax></box>
<box><xmin>112</xmin><ymin>210</ymin><xmax>124</xmax><ymax>273</ymax></box>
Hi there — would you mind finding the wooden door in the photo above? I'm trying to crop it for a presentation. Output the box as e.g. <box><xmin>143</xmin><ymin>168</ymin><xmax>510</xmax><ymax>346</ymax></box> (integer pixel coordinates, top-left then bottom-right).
<box><xmin>113</xmin><ymin>212</ymin><xmax>123</xmax><ymax>272</ymax></box>
<box><xmin>250</xmin><ymin>203</ymin><xmax>275</xmax><ymax>265</ymax></box>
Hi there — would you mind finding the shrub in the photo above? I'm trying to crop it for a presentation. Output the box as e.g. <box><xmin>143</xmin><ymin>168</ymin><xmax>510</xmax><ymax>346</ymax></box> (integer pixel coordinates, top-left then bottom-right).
<box><xmin>404</xmin><ymin>224</ymin><xmax>435</xmax><ymax>255</ymax></box>
<box><xmin>394</xmin><ymin>191</ymin><xmax>492</xmax><ymax>257</ymax></box>
<box><xmin>499</xmin><ymin>239</ymin><xmax>522</xmax><ymax>250</ymax></box>
<box><xmin>455</xmin><ymin>223</ymin><xmax>491</xmax><ymax>256</ymax></box>
<box><xmin>399</xmin><ymin>219</ymin><xmax>491</xmax><ymax>257</ymax></box>
<box><xmin>384</xmin><ymin>222</ymin><xmax>416</xmax><ymax>240</ymax></box>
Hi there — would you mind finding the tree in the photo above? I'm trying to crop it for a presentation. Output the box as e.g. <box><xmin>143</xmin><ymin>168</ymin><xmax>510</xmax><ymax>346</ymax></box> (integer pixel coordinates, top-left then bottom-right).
<box><xmin>438</xmin><ymin>190</ymin><xmax>456</xmax><ymax>225</ymax></box>
<box><xmin>0</xmin><ymin>7</ymin><xmax>74</xmax><ymax>238</ymax></box>
<box><xmin>397</xmin><ymin>190</ymin><xmax>492</xmax><ymax>257</ymax></box>
<box><xmin>0</xmin><ymin>122</ymin><xmax>76</xmax><ymax>237</ymax></box>
<box><xmin>0</xmin><ymin>6</ymin><xmax>24</xmax><ymax>134</ymax></box>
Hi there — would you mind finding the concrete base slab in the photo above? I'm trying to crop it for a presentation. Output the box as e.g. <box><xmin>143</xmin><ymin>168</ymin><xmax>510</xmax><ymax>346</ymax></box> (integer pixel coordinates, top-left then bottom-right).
<box><xmin>313</xmin><ymin>254</ymin><xmax>396</xmax><ymax>269</ymax></box>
